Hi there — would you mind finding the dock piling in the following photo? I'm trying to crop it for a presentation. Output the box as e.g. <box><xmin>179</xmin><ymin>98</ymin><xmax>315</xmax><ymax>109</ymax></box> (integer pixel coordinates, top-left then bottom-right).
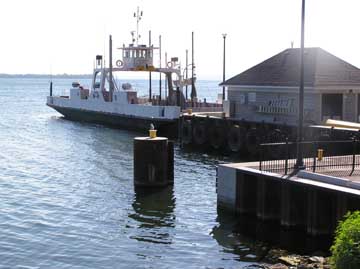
<box><xmin>134</xmin><ymin>129</ymin><xmax>174</xmax><ymax>188</ymax></box>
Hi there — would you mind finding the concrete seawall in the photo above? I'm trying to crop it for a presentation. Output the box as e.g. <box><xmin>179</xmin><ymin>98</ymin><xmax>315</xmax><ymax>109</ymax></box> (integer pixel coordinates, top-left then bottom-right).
<box><xmin>217</xmin><ymin>162</ymin><xmax>360</xmax><ymax>236</ymax></box>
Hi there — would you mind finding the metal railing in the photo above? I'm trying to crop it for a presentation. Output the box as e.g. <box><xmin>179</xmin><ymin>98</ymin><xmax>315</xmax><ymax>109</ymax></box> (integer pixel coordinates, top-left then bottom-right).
<box><xmin>259</xmin><ymin>139</ymin><xmax>360</xmax><ymax>177</ymax></box>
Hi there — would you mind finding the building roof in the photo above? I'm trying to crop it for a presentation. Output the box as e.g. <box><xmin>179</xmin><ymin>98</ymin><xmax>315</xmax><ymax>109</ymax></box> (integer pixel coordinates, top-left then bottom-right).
<box><xmin>221</xmin><ymin>47</ymin><xmax>360</xmax><ymax>87</ymax></box>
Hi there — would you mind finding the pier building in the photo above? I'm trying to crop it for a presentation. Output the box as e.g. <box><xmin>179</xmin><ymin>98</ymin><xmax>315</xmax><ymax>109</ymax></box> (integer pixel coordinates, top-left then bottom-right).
<box><xmin>222</xmin><ymin>47</ymin><xmax>360</xmax><ymax>125</ymax></box>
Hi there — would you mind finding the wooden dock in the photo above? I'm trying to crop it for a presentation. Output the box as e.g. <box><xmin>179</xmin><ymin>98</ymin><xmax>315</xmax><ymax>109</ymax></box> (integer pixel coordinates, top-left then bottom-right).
<box><xmin>217</xmin><ymin>161</ymin><xmax>360</xmax><ymax>236</ymax></box>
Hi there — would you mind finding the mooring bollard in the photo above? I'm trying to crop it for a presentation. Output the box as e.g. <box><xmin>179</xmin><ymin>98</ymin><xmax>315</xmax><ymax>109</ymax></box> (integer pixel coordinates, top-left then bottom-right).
<box><xmin>133</xmin><ymin>127</ymin><xmax>174</xmax><ymax>188</ymax></box>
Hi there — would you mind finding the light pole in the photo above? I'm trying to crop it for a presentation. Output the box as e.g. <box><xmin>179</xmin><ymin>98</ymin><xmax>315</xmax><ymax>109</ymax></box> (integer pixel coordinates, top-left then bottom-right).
<box><xmin>295</xmin><ymin>0</ymin><xmax>306</xmax><ymax>170</ymax></box>
<box><xmin>185</xmin><ymin>49</ymin><xmax>188</xmax><ymax>101</ymax></box>
<box><xmin>222</xmin><ymin>33</ymin><xmax>227</xmax><ymax>101</ymax></box>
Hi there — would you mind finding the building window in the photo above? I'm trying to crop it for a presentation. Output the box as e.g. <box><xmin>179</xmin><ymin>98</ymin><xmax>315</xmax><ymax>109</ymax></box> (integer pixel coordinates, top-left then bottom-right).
<box><xmin>248</xmin><ymin>92</ymin><xmax>256</xmax><ymax>102</ymax></box>
<box><xmin>239</xmin><ymin>94</ymin><xmax>246</xmax><ymax>104</ymax></box>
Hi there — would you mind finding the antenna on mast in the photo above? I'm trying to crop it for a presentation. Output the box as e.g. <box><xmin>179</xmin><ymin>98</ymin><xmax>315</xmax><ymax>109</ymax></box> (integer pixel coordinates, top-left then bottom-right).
<box><xmin>133</xmin><ymin>6</ymin><xmax>143</xmax><ymax>46</ymax></box>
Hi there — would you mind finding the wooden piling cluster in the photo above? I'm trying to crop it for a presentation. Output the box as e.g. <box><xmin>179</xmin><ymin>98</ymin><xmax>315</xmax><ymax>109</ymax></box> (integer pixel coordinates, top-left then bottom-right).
<box><xmin>217</xmin><ymin>164</ymin><xmax>360</xmax><ymax>236</ymax></box>
<box><xmin>180</xmin><ymin>114</ymin><xmax>359</xmax><ymax>157</ymax></box>
<box><xmin>181</xmin><ymin>115</ymin><xmax>290</xmax><ymax>155</ymax></box>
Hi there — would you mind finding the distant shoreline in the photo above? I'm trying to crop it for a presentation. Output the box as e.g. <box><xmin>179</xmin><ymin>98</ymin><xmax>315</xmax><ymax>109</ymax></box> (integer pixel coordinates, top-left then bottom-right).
<box><xmin>0</xmin><ymin>74</ymin><xmax>219</xmax><ymax>82</ymax></box>
<box><xmin>0</xmin><ymin>74</ymin><xmax>218</xmax><ymax>81</ymax></box>
<box><xmin>0</xmin><ymin>74</ymin><xmax>92</xmax><ymax>79</ymax></box>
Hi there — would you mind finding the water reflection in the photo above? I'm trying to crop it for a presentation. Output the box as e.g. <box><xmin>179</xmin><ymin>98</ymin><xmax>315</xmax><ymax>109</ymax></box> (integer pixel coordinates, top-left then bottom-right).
<box><xmin>129</xmin><ymin>186</ymin><xmax>176</xmax><ymax>244</ymax></box>
<box><xmin>211</xmin><ymin>210</ymin><xmax>267</xmax><ymax>262</ymax></box>
<box><xmin>212</xmin><ymin>208</ymin><xmax>332</xmax><ymax>259</ymax></box>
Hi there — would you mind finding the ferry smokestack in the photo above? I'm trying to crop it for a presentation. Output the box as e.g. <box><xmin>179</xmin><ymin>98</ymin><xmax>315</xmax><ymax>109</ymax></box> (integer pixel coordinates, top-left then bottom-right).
<box><xmin>96</xmin><ymin>55</ymin><xmax>103</xmax><ymax>68</ymax></box>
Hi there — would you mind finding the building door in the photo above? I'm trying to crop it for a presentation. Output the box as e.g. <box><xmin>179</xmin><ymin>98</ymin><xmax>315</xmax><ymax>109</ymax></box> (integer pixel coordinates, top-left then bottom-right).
<box><xmin>321</xmin><ymin>94</ymin><xmax>343</xmax><ymax>120</ymax></box>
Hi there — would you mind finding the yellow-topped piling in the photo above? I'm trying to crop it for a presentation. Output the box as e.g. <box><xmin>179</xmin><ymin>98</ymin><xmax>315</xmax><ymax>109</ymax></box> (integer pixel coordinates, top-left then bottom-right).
<box><xmin>317</xmin><ymin>149</ymin><xmax>324</xmax><ymax>161</ymax></box>
<box><xmin>149</xmin><ymin>129</ymin><xmax>157</xmax><ymax>139</ymax></box>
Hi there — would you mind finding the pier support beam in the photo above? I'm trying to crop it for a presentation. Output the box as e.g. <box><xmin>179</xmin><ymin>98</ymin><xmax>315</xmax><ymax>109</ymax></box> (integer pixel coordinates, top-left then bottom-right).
<box><xmin>280</xmin><ymin>182</ymin><xmax>307</xmax><ymax>229</ymax></box>
<box><xmin>236</xmin><ymin>172</ymin><xmax>257</xmax><ymax>215</ymax></box>
<box><xmin>257</xmin><ymin>175</ymin><xmax>281</xmax><ymax>221</ymax></box>
<box><xmin>307</xmin><ymin>189</ymin><xmax>337</xmax><ymax>236</ymax></box>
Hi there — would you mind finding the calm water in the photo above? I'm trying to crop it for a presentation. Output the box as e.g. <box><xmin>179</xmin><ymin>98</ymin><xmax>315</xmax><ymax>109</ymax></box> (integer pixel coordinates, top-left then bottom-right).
<box><xmin>0</xmin><ymin>78</ymin><xmax>260</xmax><ymax>268</ymax></box>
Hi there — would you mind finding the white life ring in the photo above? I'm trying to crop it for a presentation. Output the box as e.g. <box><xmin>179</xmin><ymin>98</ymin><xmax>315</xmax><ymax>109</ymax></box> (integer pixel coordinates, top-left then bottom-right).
<box><xmin>167</xmin><ymin>61</ymin><xmax>173</xmax><ymax>68</ymax></box>
<box><xmin>116</xmin><ymin>60</ymin><xmax>124</xmax><ymax>67</ymax></box>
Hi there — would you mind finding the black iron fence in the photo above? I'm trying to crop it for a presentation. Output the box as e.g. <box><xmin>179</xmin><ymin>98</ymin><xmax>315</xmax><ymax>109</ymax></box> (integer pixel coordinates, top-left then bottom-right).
<box><xmin>259</xmin><ymin>139</ymin><xmax>360</xmax><ymax>177</ymax></box>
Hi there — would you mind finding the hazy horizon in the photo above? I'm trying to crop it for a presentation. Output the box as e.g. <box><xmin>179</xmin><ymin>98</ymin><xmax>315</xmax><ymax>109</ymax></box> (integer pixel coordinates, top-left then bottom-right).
<box><xmin>1</xmin><ymin>0</ymin><xmax>359</xmax><ymax>81</ymax></box>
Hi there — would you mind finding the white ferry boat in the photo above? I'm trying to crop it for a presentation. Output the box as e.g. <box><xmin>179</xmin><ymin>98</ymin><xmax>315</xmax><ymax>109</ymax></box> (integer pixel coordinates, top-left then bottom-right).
<box><xmin>46</xmin><ymin>9</ymin><xmax>190</xmax><ymax>135</ymax></box>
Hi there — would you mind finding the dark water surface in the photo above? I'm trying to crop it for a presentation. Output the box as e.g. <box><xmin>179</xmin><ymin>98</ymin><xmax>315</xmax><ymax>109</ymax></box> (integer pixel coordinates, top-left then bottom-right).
<box><xmin>0</xmin><ymin>78</ymin><xmax>264</xmax><ymax>268</ymax></box>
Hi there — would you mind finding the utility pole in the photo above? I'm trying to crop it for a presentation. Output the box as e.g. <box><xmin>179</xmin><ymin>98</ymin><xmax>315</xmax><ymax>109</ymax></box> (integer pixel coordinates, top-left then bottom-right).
<box><xmin>149</xmin><ymin>30</ymin><xmax>152</xmax><ymax>102</ymax></box>
<box><xmin>295</xmin><ymin>0</ymin><xmax>306</xmax><ymax>170</ymax></box>
<box><xmin>159</xmin><ymin>35</ymin><xmax>162</xmax><ymax>100</ymax></box>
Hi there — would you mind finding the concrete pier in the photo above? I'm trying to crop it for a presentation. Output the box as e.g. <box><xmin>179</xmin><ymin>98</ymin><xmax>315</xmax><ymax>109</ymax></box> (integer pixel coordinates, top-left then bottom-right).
<box><xmin>217</xmin><ymin>162</ymin><xmax>360</xmax><ymax>236</ymax></box>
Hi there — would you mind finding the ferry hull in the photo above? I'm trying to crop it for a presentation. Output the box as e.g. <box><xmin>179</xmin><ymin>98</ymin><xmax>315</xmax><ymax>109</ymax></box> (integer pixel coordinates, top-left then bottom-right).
<box><xmin>47</xmin><ymin>104</ymin><xmax>178</xmax><ymax>137</ymax></box>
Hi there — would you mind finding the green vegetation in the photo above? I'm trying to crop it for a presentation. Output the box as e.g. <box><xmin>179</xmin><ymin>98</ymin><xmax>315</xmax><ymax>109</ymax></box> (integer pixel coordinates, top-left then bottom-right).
<box><xmin>331</xmin><ymin>211</ymin><xmax>360</xmax><ymax>269</ymax></box>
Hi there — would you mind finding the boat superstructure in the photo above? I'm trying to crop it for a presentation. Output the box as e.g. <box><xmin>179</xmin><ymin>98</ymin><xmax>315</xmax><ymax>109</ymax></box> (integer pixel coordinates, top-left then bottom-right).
<box><xmin>47</xmin><ymin>8</ymin><xmax>192</xmax><ymax>135</ymax></box>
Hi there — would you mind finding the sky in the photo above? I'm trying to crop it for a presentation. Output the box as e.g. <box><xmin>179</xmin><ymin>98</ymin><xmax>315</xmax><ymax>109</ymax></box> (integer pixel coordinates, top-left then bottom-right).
<box><xmin>0</xmin><ymin>0</ymin><xmax>360</xmax><ymax>80</ymax></box>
